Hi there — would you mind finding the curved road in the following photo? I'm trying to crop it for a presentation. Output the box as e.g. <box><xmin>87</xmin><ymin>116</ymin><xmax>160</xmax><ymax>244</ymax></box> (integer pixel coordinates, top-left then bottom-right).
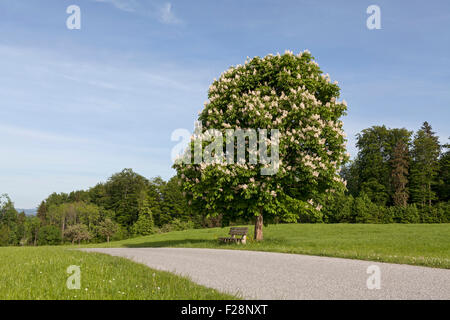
<box><xmin>83</xmin><ymin>248</ymin><xmax>450</xmax><ymax>299</ymax></box>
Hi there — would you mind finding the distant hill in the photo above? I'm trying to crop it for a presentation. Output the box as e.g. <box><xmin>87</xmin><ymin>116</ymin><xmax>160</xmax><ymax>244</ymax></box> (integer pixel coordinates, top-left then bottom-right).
<box><xmin>17</xmin><ymin>208</ymin><xmax>37</xmax><ymax>216</ymax></box>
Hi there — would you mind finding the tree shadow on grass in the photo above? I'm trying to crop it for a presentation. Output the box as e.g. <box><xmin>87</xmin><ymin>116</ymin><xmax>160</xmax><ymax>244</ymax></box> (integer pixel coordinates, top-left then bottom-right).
<box><xmin>122</xmin><ymin>239</ymin><xmax>218</xmax><ymax>248</ymax></box>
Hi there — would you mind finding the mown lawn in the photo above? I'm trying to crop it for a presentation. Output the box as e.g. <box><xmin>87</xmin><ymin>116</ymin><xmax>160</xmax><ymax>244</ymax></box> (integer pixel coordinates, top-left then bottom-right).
<box><xmin>0</xmin><ymin>247</ymin><xmax>237</xmax><ymax>300</ymax></box>
<box><xmin>89</xmin><ymin>223</ymin><xmax>450</xmax><ymax>269</ymax></box>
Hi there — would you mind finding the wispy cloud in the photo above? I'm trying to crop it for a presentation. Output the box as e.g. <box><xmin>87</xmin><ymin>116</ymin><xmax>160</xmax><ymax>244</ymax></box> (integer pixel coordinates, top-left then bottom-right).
<box><xmin>0</xmin><ymin>124</ymin><xmax>95</xmax><ymax>145</ymax></box>
<box><xmin>93</xmin><ymin>0</ymin><xmax>138</xmax><ymax>13</ymax></box>
<box><xmin>158</xmin><ymin>3</ymin><xmax>182</xmax><ymax>25</ymax></box>
<box><xmin>92</xmin><ymin>0</ymin><xmax>183</xmax><ymax>25</ymax></box>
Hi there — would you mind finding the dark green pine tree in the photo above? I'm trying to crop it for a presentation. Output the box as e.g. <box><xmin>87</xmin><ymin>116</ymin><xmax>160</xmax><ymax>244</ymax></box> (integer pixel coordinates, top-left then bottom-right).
<box><xmin>436</xmin><ymin>140</ymin><xmax>450</xmax><ymax>202</ymax></box>
<box><xmin>409</xmin><ymin>122</ymin><xmax>441</xmax><ymax>207</ymax></box>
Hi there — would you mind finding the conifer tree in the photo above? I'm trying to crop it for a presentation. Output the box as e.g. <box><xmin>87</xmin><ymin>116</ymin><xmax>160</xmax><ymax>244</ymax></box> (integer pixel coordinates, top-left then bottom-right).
<box><xmin>436</xmin><ymin>140</ymin><xmax>449</xmax><ymax>202</ymax></box>
<box><xmin>410</xmin><ymin>122</ymin><xmax>441</xmax><ymax>207</ymax></box>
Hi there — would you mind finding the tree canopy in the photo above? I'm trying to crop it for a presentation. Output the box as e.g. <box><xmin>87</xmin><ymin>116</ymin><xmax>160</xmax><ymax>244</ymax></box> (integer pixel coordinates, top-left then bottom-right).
<box><xmin>175</xmin><ymin>51</ymin><xmax>349</xmax><ymax>239</ymax></box>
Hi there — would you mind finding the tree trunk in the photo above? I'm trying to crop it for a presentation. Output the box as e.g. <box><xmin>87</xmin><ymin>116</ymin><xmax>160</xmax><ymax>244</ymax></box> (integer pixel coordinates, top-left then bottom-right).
<box><xmin>254</xmin><ymin>214</ymin><xmax>263</xmax><ymax>241</ymax></box>
<box><xmin>107</xmin><ymin>236</ymin><xmax>110</xmax><ymax>243</ymax></box>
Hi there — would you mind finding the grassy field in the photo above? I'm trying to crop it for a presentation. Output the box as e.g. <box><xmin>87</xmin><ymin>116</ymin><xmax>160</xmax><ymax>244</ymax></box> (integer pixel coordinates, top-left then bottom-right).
<box><xmin>1</xmin><ymin>224</ymin><xmax>448</xmax><ymax>300</ymax></box>
<box><xmin>89</xmin><ymin>223</ymin><xmax>450</xmax><ymax>269</ymax></box>
<box><xmin>0</xmin><ymin>247</ymin><xmax>237</xmax><ymax>300</ymax></box>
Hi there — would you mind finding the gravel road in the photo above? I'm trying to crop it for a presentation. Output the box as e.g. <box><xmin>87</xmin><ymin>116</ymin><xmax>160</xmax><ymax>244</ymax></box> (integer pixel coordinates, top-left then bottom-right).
<box><xmin>83</xmin><ymin>248</ymin><xmax>450</xmax><ymax>300</ymax></box>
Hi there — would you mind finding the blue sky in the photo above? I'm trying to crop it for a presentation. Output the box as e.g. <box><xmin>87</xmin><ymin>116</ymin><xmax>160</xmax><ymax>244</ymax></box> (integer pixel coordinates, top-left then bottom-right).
<box><xmin>1</xmin><ymin>0</ymin><xmax>449</xmax><ymax>208</ymax></box>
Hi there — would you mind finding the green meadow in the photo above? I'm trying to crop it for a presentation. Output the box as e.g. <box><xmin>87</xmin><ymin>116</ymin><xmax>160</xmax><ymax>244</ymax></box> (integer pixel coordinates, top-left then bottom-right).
<box><xmin>0</xmin><ymin>246</ymin><xmax>237</xmax><ymax>300</ymax></box>
<box><xmin>1</xmin><ymin>223</ymin><xmax>449</xmax><ymax>300</ymax></box>
<box><xmin>91</xmin><ymin>223</ymin><xmax>450</xmax><ymax>269</ymax></box>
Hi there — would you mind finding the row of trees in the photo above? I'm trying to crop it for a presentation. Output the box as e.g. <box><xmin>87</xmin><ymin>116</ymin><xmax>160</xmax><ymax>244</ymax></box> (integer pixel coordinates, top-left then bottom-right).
<box><xmin>0</xmin><ymin>194</ymin><xmax>40</xmax><ymax>246</ymax></box>
<box><xmin>1</xmin><ymin>119</ymin><xmax>448</xmax><ymax>247</ymax></box>
<box><xmin>33</xmin><ymin>170</ymin><xmax>202</xmax><ymax>245</ymax></box>
<box><xmin>0</xmin><ymin>193</ymin><xmax>121</xmax><ymax>246</ymax></box>
<box><xmin>1</xmin><ymin>52</ymin><xmax>449</xmax><ymax>245</ymax></box>
<box><xmin>0</xmin><ymin>170</ymin><xmax>208</xmax><ymax>246</ymax></box>
<box><xmin>287</xmin><ymin>121</ymin><xmax>449</xmax><ymax>224</ymax></box>
<box><xmin>342</xmin><ymin>122</ymin><xmax>448</xmax><ymax>208</ymax></box>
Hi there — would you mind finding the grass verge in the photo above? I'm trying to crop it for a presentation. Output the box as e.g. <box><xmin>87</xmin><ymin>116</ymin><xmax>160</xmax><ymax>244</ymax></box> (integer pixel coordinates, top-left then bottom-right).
<box><xmin>0</xmin><ymin>247</ymin><xmax>237</xmax><ymax>300</ymax></box>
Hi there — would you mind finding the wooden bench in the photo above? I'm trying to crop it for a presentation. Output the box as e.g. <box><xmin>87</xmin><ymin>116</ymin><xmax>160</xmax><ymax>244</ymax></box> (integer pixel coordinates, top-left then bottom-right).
<box><xmin>219</xmin><ymin>227</ymin><xmax>248</xmax><ymax>244</ymax></box>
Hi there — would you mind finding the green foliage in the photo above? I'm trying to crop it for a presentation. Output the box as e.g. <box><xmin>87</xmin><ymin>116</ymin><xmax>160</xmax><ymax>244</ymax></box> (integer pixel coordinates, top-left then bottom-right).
<box><xmin>385</xmin><ymin>205</ymin><xmax>419</xmax><ymax>223</ymax></box>
<box><xmin>322</xmin><ymin>192</ymin><xmax>353</xmax><ymax>223</ymax></box>
<box><xmin>436</xmin><ymin>143</ymin><xmax>450</xmax><ymax>202</ymax></box>
<box><xmin>104</xmin><ymin>169</ymin><xmax>150</xmax><ymax>228</ymax></box>
<box><xmin>159</xmin><ymin>219</ymin><xmax>195</xmax><ymax>233</ymax></box>
<box><xmin>344</xmin><ymin>122</ymin><xmax>448</xmax><ymax>212</ymax></box>
<box><xmin>349</xmin><ymin>126</ymin><xmax>412</xmax><ymax>205</ymax></box>
<box><xmin>175</xmin><ymin>51</ymin><xmax>348</xmax><ymax>235</ymax></box>
<box><xmin>0</xmin><ymin>195</ymin><xmax>20</xmax><ymax>246</ymax></box>
<box><xmin>38</xmin><ymin>225</ymin><xmax>62</xmax><ymax>245</ymax></box>
<box><xmin>400</xmin><ymin>205</ymin><xmax>421</xmax><ymax>223</ymax></box>
<box><xmin>320</xmin><ymin>194</ymin><xmax>446</xmax><ymax>224</ymax></box>
<box><xmin>0</xmin><ymin>225</ymin><xmax>11</xmax><ymax>246</ymax></box>
<box><xmin>418</xmin><ymin>202</ymin><xmax>450</xmax><ymax>223</ymax></box>
<box><xmin>0</xmin><ymin>194</ymin><xmax>18</xmax><ymax>229</ymax></box>
<box><xmin>410</xmin><ymin>122</ymin><xmax>441</xmax><ymax>206</ymax></box>
<box><xmin>25</xmin><ymin>216</ymin><xmax>41</xmax><ymax>246</ymax></box>
<box><xmin>111</xmin><ymin>225</ymin><xmax>130</xmax><ymax>242</ymax></box>
<box><xmin>3</xmin><ymin>167</ymin><xmax>197</xmax><ymax>247</ymax></box>
<box><xmin>146</xmin><ymin>177</ymin><xmax>164</xmax><ymax>225</ymax></box>
<box><xmin>97</xmin><ymin>218</ymin><xmax>119</xmax><ymax>243</ymax></box>
<box><xmin>283</xmin><ymin>196</ymin><xmax>324</xmax><ymax>223</ymax></box>
<box><xmin>391</xmin><ymin>140</ymin><xmax>410</xmax><ymax>207</ymax></box>
<box><xmin>352</xmin><ymin>193</ymin><xmax>375</xmax><ymax>223</ymax></box>
<box><xmin>132</xmin><ymin>212</ymin><xmax>155</xmax><ymax>236</ymax></box>
<box><xmin>132</xmin><ymin>196</ymin><xmax>155</xmax><ymax>236</ymax></box>
<box><xmin>360</xmin><ymin>178</ymin><xmax>389</xmax><ymax>206</ymax></box>
<box><xmin>158</xmin><ymin>177</ymin><xmax>188</xmax><ymax>225</ymax></box>
<box><xmin>64</xmin><ymin>224</ymin><xmax>92</xmax><ymax>245</ymax></box>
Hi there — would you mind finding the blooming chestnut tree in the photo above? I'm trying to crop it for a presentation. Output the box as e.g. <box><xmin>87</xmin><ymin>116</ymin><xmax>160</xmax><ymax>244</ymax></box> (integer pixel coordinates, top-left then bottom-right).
<box><xmin>174</xmin><ymin>50</ymin><xmax>349</xmax><ymax>240</ymax></box>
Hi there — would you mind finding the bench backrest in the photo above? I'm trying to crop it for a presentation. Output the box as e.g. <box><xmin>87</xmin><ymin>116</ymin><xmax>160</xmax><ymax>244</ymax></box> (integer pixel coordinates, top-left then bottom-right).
<box><xmin>229</xmin><ymin>227</ymin><xmax>248</xmax><ymax>236</ymax></box>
